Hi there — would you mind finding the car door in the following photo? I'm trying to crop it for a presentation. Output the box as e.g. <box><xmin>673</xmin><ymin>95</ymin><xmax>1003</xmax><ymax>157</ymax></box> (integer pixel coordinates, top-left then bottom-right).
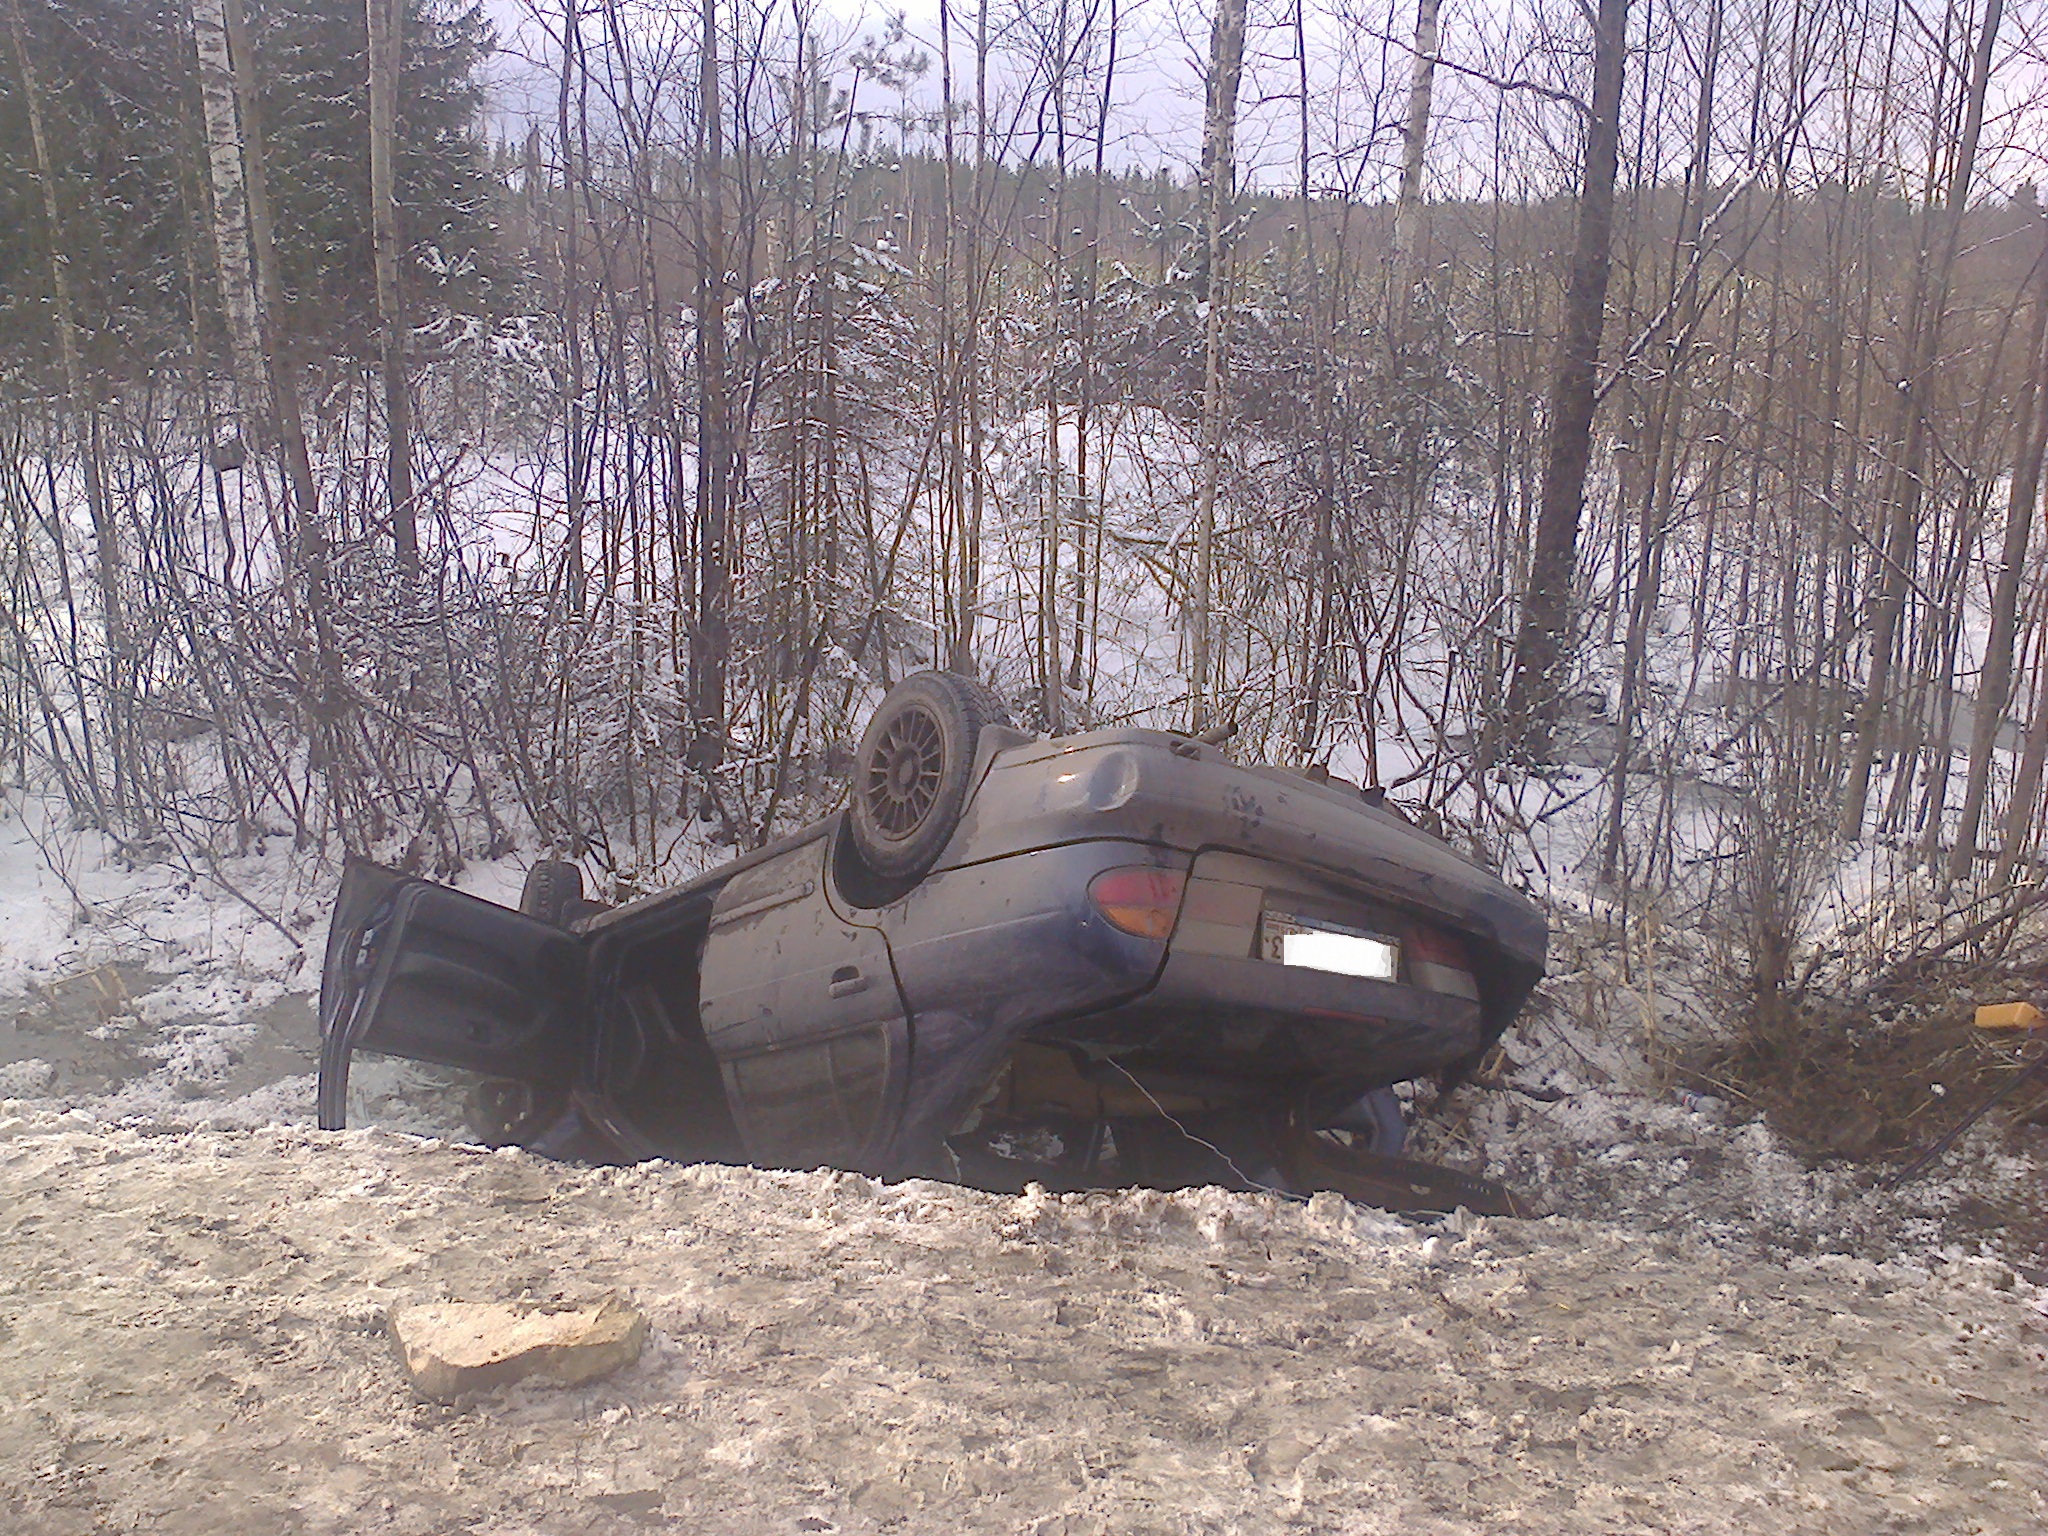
<box><xmin>317</xmin><ymin>859</ymin><xmax>589</xmax><ymax>1130</ymax></box>
<box><xmin>696</xmin><ymin>832</ymin><xmax>908</xmax><ymax>1171</ymax></box>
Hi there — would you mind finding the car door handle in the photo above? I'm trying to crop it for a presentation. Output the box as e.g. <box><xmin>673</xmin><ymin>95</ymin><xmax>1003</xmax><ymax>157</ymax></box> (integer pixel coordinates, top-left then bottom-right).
<box><xmin>828</xmin><ymin>965</ymin><xmax>869</xmax><ymax>998</ymax></box>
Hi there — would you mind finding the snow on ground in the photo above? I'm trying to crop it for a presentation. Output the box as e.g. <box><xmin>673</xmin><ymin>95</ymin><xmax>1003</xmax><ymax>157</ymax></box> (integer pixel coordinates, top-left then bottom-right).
<box><xmin>2</xmin><ymin>786</ymin><xmax>2046</xmax><ymax>1531</ymax></box>
<box><xmin>1</xmin><ymin>1114</ymin><xmax>2042</xmax><ymax>1536</ymax></box>
<box><xmin>0</xmin><ymin>789</ymin><xmax>313</xmax><ymax>1000</ymax></box>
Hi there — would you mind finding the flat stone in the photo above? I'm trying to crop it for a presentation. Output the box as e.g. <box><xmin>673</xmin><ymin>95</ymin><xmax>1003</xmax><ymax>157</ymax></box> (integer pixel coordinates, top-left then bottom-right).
<box><xmin>388</xmin><ymin>1295</ymin><xmax>648</xmax><ymax>1402</ymax></box>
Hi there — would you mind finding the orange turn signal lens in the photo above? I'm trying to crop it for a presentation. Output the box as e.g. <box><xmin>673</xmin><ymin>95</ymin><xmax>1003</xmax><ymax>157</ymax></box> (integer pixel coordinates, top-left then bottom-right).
<box><xmin>1088</xmin><ymin>866</ymin><xmax>1187</xmax><ymax>940</ymax></box>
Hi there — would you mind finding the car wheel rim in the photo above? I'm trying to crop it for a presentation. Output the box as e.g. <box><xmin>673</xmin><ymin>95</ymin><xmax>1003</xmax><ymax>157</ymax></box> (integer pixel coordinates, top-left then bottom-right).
<box><xmin>864</xmin><ymin>702</ymin><xmax>945</xmax><ymax>839</ymax></box>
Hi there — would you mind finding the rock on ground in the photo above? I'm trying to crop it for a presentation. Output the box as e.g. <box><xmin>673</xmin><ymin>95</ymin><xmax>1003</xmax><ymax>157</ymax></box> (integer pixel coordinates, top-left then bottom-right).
<box><xmin>0</xmin><ymin>1112</ymin><xmax>2041</xmax><ymax>1536</ymax></box>
<box><xmin>389</xmin><ymin>1297</ymin><xmax>648</xmax><ymax>1402</ymax></box>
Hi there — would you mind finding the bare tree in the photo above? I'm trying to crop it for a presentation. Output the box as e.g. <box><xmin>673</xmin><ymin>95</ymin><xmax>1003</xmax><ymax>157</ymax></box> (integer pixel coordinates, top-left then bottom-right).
<box><xmin>1190</xmin><ymin>0</ymin><xmax>1248</xmax><ymax>730</ymax></box>
<box><xmin>692</xmin><ymin>0</ymin><xmax>734</xmax><ymax>772</ymax></box>
<box><xmin>188</xmin><ymin>0</ymin><xmax>266</xmax><ymax>437</ymax></box>
<box><xmin>1948</xmin><ymin>233</ymin><xmax>2048</xmax><ymax>885</ymax></box>
<box><xmin>368</xmin><ymin>0</ymin><xmax>416</xmax><ymax>571</ymax></box>
<box><xmin>1838</xmin><ymin>0</ymin><xmax>2006</xmax><ymax>839</ymax></box>
<box><xmin>6</xmin><ymin>0</ymin><xmax>127</xmax><ymax>814</ymax></box>
<box><xmin>189</xmin><ymin>0</ymin><xmax>320</xmax><ymax>542</ymax></box>
<box><xmin>1388</xmin><ymin>0</ymin><xmax>1441</xmax><ymax>297</ymax></box>
<box><xmin>1496</xmin><ymin>0</ymin><xmax>1630</xmax><ymax>763</ymax></box>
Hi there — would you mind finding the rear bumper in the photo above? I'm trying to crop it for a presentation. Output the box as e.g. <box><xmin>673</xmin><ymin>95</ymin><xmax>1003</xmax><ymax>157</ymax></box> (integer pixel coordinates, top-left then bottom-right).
<box><xmin>871</xmin><ymin>835</ymin><xmax>1510</xmax><ymax>1172</ymax></box>
<box><xmin>1053</xmin><ymin>948</ymin><xmax>1484</xmax><ymax>1085</ymax></box>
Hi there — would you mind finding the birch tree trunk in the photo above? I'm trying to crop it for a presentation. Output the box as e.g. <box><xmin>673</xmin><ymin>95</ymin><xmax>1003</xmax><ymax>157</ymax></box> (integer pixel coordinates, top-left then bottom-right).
<box><xmin>556</xmin><ymin>1</ymin><xmax>589</xmax><ymax>615</ymax></box>
<box><xmin>191</xmin><ymin>0</ymin><xmax>321</xmax><ymax>544</ymax></box>
<box><xmin>188</xmin><ymin>0</ymin><xmax>267</xmax><ymax>433</ymax></box>
<box><xmin>1190</xmin><ymin>0</ymin><xmax>1247</xmax><ymax>730</ymax></box>
<box><xmin>1039</xmin><ymin>0</ymin><xmax>1071</xmax><ymax>731</ymax></box>
<box><xmin>1387</xmin><ymin>0</ymin><xmax>1440</xmax><ymax>302</ymax></box>
<box><xmin>964</xmin><ymin>0</ymin><xmax>992</xmax><ymax>671</ymax></box>
<box><xmin>938</xmin><ymin>0</ymin><xmax>967</xmax><ymax>667</ymax></box>
<box><xmin>1069</xmin><ymin>0</ymin><xmax>1118</xmax><ymax>698</ymax></box>
<box><xmin>1291</xmin><ymin>0</ymin><xmax>1325</xmax><ymax>755</ymax></box>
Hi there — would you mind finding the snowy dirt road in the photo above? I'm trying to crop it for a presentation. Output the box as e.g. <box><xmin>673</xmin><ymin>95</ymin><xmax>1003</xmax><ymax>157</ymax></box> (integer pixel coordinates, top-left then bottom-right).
<box><xmin>0</xmin><ymin>1112</ymin><xmax>2041</xmax><ymax>1536</ymax></box>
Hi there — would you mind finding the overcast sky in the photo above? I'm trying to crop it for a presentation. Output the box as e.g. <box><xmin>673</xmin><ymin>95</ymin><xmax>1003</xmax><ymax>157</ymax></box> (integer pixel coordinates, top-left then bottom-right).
<box><xmin>473</xmin><ymin>0</ymin><xmax>1430</xmax><ymax>194</ymax></box>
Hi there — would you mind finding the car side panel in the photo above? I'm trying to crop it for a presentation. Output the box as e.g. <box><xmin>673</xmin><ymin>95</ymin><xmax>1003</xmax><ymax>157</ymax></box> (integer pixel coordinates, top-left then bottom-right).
<box><xmin>846</xmin><ymin>826</ymin><xmax>1511</xmax><ymax>1171</ymax></box>
<box><xmin>839</xmin><ymin>839</ymin><xmax>1179</xmax><ymax>1173</ymax></box>
<box><xmin>698</xmin><ymin>837</ymin><xmax>910</xmax><ymax>1171</ymax></box>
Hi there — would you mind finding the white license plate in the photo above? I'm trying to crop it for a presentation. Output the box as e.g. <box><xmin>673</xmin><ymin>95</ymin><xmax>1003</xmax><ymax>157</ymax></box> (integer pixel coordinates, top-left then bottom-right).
<box><xmin>1260</xmin><ymin>912</ymin><xmax>1399</xmax><ymax>979</ymax></box>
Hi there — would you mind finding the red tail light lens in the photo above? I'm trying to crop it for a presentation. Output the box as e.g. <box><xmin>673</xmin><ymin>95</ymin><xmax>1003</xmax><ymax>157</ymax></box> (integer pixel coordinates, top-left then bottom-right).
<box><xmin>1405</xmin><ymin>922</ymin><xmax>1481</xmax><ymax>1000</ymax></box>
<box><xmin>1088</xmin><ymin>866</ymin><xmax>1187</xmax><ymax>940</ymax></box>
<box><xmin>1404</xmin><ymin>924</ymin><xmax>1472</xmax><ymax>969</ymax></box>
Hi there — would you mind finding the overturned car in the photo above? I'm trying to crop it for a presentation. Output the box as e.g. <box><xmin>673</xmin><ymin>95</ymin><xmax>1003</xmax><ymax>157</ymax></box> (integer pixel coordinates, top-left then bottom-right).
<box><xmin>318</xmin><ymin>671</ymin><xmax>1547</xmax><ymax>1209</ymax></box>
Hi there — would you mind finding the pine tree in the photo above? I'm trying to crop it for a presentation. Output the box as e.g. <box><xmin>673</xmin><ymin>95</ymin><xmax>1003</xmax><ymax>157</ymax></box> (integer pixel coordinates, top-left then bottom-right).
<box><xmin>0</xmin><ymin>0</ymin><xmax>499</xmax><ymax>388</ymax></box>
<box><xmin>246</xmin><ymin>0</ymin><xmax>498</xmax><ymax>356</ymax></box>
<box><xmin>0</xmin><ymin>0</ymin><xmax>194</xmax><ymax>388</ymax></box>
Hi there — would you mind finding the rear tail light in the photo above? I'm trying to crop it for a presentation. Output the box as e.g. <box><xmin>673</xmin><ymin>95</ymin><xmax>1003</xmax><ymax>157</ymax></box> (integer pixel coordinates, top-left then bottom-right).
<box><xmin>1405</xmin><ymin>923</ymin><xmax>1481</xmax><ymax>1000</ymax></box>
<box><xmin>1088</xmin><ymin>866</ymin><xmax>1188</xmax><ymax>940</ymax></box>
<box><xmin>1405</xmin><ymin>925</ymin><xmax>1472</xmax><ymax>968</ymax></box>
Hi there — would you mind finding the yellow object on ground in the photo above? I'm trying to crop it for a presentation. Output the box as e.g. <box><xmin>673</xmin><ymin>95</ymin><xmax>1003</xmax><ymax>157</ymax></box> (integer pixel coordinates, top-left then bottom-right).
<box><xmin>1973</xmin><ymin>1001</ymin><xmax>2045</xmax><ymax>1031</ymax></box>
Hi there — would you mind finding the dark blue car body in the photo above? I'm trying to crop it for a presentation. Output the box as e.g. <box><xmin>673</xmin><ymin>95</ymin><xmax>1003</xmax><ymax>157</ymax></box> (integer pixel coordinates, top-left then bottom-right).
<box><xmin>318</xmin><ymin>725</ymin><xmax>1547</xmax><ymax>1191</ymax></box>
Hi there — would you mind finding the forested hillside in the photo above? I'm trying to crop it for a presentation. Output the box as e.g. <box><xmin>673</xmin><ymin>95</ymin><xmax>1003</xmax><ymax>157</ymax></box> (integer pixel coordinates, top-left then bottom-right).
<box><xmin>8</xmin><ymin>0</ymin><xmax>2048</xmax><ymax>1013</ymax></box>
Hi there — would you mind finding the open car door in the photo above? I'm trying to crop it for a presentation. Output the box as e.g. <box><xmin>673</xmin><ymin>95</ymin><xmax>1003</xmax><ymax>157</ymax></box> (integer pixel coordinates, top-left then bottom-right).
<box><xmin>317</xmin><ymin>859</ymin><xmax>589</xmax><ymax>1130</ymax></box>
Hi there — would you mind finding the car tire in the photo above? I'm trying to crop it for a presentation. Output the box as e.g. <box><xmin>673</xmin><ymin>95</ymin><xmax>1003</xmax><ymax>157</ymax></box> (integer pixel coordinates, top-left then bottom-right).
<box><xmin>848</xmin><ymin>670</ymin><xmax>1009</xmax><ymax>880</ymax></box>
<box><xmin>519</xmin><ymin>859</ymin><xmax>584</xmax><ymax>928</ymax></box>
